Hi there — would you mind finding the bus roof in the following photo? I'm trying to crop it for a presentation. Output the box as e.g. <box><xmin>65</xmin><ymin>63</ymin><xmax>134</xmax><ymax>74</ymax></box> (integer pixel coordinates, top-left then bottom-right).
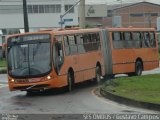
<box><xmin>6</xmin><ymin>28</ymin><xmax>101</xmax><ymax>38</ymax></box>
<box><xmin>7</xmin><ymin>27</ymin><xmax>156</xmax><ymax>38</ymax></box>
<box><xmin>107</xmin><ymin>27</ymin><xmax>155</xmax><ymax>32</ymax></box>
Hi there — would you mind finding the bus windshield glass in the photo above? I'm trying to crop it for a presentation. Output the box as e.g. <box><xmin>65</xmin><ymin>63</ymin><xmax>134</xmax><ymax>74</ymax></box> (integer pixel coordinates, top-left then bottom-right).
<box><xmin>7</xmin><ymin>34</ymin><xmax>51</xmax><ymax>78</ymax></box>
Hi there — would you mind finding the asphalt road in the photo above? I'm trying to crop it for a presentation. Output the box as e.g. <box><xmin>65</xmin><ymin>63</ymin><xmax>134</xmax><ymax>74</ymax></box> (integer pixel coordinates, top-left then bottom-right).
<box><xmin>0</xmin><ymin>69</ymin><xmax>160</xmax><ymax>114</ymax></box>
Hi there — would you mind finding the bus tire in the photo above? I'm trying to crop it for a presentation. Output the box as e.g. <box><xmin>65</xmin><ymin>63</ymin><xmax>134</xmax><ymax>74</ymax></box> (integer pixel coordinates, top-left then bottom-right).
<box><xmin>135</xmin><ymin>60</ymin><xmax>143</xmax><ymax>76</ymax></box>
<box><xmin>108</xmin><ymin>74</ymin><xmax>115</xmax><ymax>79</ymax></box>
<box><xmin>67</xmin><ymin>70</ymin><xmax>74</xmax><ymax>92</ymax></box>
<box><xmin>95</xmin><ymin>65</ymin><xmax>102</xmax><ymax>84</ymax></box>
<box><xmin>26</xmin><ymin>90</ymin><xmax>36</xmax><ymax>96</ymax></box>
<box><xmin>128</xmin><ymin>72</ymin><xmax>134</xmax><ymax>77</ymax></box>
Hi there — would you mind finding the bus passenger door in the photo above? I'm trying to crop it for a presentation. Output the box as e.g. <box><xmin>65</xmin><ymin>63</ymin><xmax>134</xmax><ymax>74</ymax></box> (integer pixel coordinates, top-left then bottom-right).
<box><xmin>101</xmin><ymin>29</ymin><xmax>113</xmax><ymax>75</ymax></box>
<box><xmin>53</xmin><ymin>36</ymin><xmax>64</xmax><ymax>74</ymax></box>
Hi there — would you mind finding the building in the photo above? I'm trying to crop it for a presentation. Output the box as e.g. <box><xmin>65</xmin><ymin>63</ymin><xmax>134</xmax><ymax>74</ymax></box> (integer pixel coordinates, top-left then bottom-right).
<box><xmin>0</xmin><ymin>0</ymin><xmax>79</xmax><ymax>54</ymax></box>
<box><xmin>1</xmin><ymin>1</ymin><xmax>160</xmax><ymax>32</ymax></box>
<box><xmin>78</xmin><ymin>4</ymin><xmax>107</xmax><ymax>27</ymax></box>
<box><xmin>105</xmin><ymin>2</ymin><xmax>160</xmax><ymax>28</ymax></box>
<box><xmin>0</xmin><ymin>0</ymin><xmax>79</xmax><ymax>33</ymax></box>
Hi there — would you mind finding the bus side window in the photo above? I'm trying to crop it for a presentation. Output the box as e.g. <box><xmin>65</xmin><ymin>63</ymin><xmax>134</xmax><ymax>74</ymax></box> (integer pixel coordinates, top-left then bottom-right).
<box><xmin>96</xmin><ymin>33</ymin><xmax>100</xmax><ymax>42</ymax></box>
<box><xmin>68</xmin><ymin>35</ymin><xmax>78</xmax><ymax>55</ymax></box>
<box><xmin>112</xmin><ymin>32</ymin><xmax>121</xmax><ymax>41</ymax></box>
<box><xmin>124</xmin><ymin>32</ymin><xmax>131</xmax><ymax>41</ymax></box>
<box><xmin>91</xmin><ymin>33</ymin><xmax>100</xmax><ymax>50</ymax></box>
<box><xmin>132</xmin><ymin>32</ymin><xmax>141</xmax><ymax>48</ymax></box>
<box><xmin>124</xmin><ymin>32</ymin><xmax>132</xmax><ymax>48</ymax></box>
<box><xmin>112</xmin><ymin>32</ymin><xmax>123</xmax><ymax>49</ymax></box>
<box><xmin>72</xmin><ymin>32</ymin><xmax>101</xmax><ymax>53</ymax></box>
<box><xmin>83</xmin><ymin>34</ymin><xmax>88</xmax><ymax>44</ymax></box>
<box><xmin>139</xmin><ymin>32</ymin><xmax>143</xmax><ymax>48</ymax></box>
<box><xmin>64</xmin><ymin>35</ymin><xmax>70</xmax><ymax>56</ymax></box>
<box><xmin>144</xmin><ymin>32</ymin><xmax>150</xmax><ymax>48</ymax></box>
<box><xmin>150</xmin><ymin>32</ymin><xmax>156</xmax><ymax>47</ymax></box>
<box><xmin>83</xmin><ymin>34</ymin><xmax>91</xmax><ymax>52</ymax></box>
<box><xmin>96</xmin><ymin>33</ymin><xmax>101</xmax><ymax>50</ymax></box>
<box><xmin>77</xmin><ymin>34</ymin><xmax>85</xmax><ymax>54</ymax></box>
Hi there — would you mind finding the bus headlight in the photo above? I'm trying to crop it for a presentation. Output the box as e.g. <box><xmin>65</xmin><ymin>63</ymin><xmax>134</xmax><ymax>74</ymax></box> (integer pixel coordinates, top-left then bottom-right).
<box><xmin>47</xmin><ymin>76</ymin><xmax>51</xmax><ymax>80</ymax></box>
<box><xmin>11</xmin><ymin>79</ymin><xmax>15</xmax><ymax>82</ymax></box>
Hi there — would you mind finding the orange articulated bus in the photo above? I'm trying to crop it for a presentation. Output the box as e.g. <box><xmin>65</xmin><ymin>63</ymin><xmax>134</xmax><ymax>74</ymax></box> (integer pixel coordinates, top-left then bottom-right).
<box><xmin>6</xmin><ymin>27</ymin><xmax>159</xmax><ymax>93</ymax></box>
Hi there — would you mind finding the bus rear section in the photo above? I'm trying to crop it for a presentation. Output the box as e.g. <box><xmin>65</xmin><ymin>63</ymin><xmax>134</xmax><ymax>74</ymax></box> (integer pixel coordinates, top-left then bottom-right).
<box><xmin>105</xmin><ymin>28</ymin><xmax>159</xmax><ymax>76</ymax></box>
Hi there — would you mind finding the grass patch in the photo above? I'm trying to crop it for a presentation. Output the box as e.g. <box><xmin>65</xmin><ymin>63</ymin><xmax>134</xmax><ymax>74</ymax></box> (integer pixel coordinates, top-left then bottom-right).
<box><xmin>102</xmin><ymin>74</ymin><xmax>160</xmax><ymax>104</ymax></box>
<box><xmin>0</xmin><ymin>58</ymin><xmax>6</xmax><ymax>67</ymax></box>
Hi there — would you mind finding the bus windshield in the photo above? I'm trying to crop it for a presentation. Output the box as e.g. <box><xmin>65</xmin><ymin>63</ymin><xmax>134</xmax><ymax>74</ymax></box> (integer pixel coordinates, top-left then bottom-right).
<box><xmin>7</xmin><ymin>34</ymin><xmax>51</xmax><ymax>78</ymax></box>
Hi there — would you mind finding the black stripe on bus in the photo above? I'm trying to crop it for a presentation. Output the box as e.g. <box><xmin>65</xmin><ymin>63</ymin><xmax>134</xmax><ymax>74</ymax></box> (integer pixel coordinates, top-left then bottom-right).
<box><xmin>58</xmin><ymin>67</ymin><xmax>96</xmax><ymax>76</ymax></box>
<box><xmin>113</xmin><ymin>60</ymin><xmax>158</xmax><ymax>65</ymax></box>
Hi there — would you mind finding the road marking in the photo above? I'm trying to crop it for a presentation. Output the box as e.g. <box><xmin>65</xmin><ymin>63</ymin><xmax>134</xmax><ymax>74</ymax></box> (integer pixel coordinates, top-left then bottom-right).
<box><xmin>0</xmin><ymin>80</ymin><xmax>8</xmax><ymax>83</ymax></box>
<box><xmin>0</xmin><ymin>84</ymin><xmax>8</xmax><ymax>88</ymax></box>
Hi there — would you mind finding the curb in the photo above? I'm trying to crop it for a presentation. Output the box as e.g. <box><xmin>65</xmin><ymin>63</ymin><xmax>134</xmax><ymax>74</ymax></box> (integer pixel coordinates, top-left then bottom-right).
<box><xmin>100</xmin><ymin>88</ymin><xmax>160</xmax><ymax>111</ymax></box>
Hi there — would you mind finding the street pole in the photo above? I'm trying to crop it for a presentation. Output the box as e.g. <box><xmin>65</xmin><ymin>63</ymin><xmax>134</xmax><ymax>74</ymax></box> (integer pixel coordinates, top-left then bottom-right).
<box><xmin>60</xmin><ymin>0</ymin><xmax>81</xmax><ymax>29</ymax></box>
<box><xmin>60</xmin><ymin>15</ymin><xmax>63</xmax><ymax>29</ymax></box>
<box><xmin>23</xmin><ymin>0</ymin><xmax>29</xmax><ymax>32</ymax></box>
<box><xmin>120</xmin><ymin>0</ymin><xmax>122</xmax><ymax>7</ymax></box>
<box><xmin>79</xmin><ymin>0</ymin><xmax>85</xmax><ymax>28</ymax></box>
<box><xmin>117</xmin><ymin>0</ymin><xmax>122</xmax><ymax>7</ymax></box>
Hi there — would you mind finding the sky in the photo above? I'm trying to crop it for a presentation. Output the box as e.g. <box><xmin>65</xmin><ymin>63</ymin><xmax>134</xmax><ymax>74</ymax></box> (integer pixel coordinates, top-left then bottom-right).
<box><xmin>86</xmin><ymin>0</ymin><xmax>160</xmax><ymax>5</ymax></box>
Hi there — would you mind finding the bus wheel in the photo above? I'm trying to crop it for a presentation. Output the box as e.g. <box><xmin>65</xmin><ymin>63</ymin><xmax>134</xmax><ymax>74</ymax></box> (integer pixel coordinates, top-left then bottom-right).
<box><xmin>26</xmin><ymin>90</ymin><xmax>35</xmax><ymax>96</ymax></box>
<box><xmin>135</xmin><ymin>61</ymin><xmax>143</xmax><ymax>76</ymax></box>
<box><xmin>67</xmin><ymin>71</ymin><xmax>74</xmax><ymax>92</ymax></box>
<box><xmin>95</xmin><ymin>66</ymin><xmax>101</xmax><ymax>84</ymax></box>
<box><xmin>128</xmin><ymin>72</ymin><xmax>134</xmax><ymax>77</ymax></box>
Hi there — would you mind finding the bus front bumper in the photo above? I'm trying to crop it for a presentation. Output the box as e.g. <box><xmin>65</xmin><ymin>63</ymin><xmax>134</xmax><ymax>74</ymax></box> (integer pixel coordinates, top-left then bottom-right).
<box><xmin>8</xmin><ymin>75</ymin><xmax>67</xmax><ymax>91</ymax></box>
